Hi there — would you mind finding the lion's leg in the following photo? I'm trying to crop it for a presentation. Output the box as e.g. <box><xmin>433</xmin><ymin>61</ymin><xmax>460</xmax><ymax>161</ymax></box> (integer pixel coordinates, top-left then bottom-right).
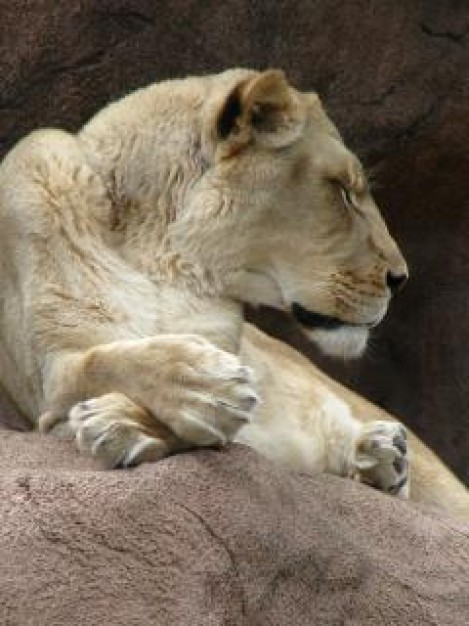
<box><xmin>239</xmin><ymin>325</ymin><xmax>409</xmax><ymax>497</ymax></box>
<box><xmin>40</xmin><ymin>393</ymin><xmax>184</xmax><ymax>468</ymax></box>
<box><xmin>305</xmin><ymin>396</ymin><xmax>409</xmax><ymax>497</ymax></box>
<box><xmin>0</xmin><ymin>128</ymin><xmax>121</xmax><ymax>418</ymax></box>
<box><xmin>0</xmin><ymin>130</ymin><xmax>256</xmax><ymax>461</ymax></box>
<box><xmin>44</xmin><ymin>335</ymin><xmax>259</xmax><ymax>458</ymax></box>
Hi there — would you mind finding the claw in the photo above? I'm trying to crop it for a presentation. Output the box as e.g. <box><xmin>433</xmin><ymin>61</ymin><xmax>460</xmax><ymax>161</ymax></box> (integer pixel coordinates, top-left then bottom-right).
<box><xmin>393</xmin><ymin>455</ymin><xmax>406</xmax><ymax>474</ymax></box>
<box><xmin>392</xmin><ymin>435</ymin><xmax>407</xmax><ymax>455</ymax></box>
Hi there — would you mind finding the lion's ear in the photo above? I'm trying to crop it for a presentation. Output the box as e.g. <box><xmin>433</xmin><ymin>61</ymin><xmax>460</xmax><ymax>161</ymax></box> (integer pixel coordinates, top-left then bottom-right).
<box><xmin>209</xmin><ymin>70</ymin><xmax>306</xmax><ymax>158</ymax></box>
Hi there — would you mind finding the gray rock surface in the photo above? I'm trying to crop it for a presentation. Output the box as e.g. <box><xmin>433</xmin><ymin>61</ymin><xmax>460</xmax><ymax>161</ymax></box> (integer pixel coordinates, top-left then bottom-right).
<box><xmin>0</xmin><ymin>437</ymin><xmax>468</xmax><ymax>625</ymax></box>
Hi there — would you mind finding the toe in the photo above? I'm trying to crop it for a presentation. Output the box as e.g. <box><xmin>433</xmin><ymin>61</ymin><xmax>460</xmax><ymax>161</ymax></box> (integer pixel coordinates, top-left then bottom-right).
<box><xmin>392</xmin><ymin>433</ymin><xmax>407</xmax><ymax>455</ymax></box>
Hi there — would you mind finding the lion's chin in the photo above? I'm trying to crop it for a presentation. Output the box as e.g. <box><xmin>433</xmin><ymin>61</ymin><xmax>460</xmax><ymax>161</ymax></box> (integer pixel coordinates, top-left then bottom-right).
<box><xmin>303</xmin><ymin>325</ymin><xmax>369</xmax><ymax>359</ymax></box>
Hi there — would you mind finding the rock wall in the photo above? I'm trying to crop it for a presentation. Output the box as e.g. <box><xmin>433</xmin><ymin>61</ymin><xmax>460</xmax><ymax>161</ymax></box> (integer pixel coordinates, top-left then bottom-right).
<box><xmin>0</xmin><ymin>0</ymin><xmax>468</xmax><ymax>481</ymax></box>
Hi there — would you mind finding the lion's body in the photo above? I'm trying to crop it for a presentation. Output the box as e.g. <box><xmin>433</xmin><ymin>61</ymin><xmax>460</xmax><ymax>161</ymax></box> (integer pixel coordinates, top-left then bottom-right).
<box><xmin>0</xmin><ymin>68</ymin><xmax>467</xmax><ymax>517</ymax></box>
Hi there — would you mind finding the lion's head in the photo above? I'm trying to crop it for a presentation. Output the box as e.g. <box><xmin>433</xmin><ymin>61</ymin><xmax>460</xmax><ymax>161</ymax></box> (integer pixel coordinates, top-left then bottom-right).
<box><xmin>161</xmin><ymin>69</ymin><xmax>407</xmax><ymax>358</ymax></box>
<box><xmin>92</xmin><ymin>69</ymin><xmax>407</xmax><ymax>359</ymax></box>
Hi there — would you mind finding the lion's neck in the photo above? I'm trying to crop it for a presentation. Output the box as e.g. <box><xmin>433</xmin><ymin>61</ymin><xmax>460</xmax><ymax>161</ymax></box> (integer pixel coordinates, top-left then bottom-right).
<box><xmin>79</xmin><ymin>81</ymin><xmax>207</xmax><ymax>231</ymax></box>
<box><xmin>78</xmin><ymin>89</ymin><xmax>217</xmax><ymax>289</ymax></box>
<box><xmin>104</xmin><ymin>209</ymin><xmax>246</xmax><ymax>352</ymax></box>
<box><xmin>77</xmin><ymin>82</ymin><xmax>247</xmax><ymax>349</ymax></box>
<box><xmin>153</xmin><ymin>286</ymin><xmax>245</xmax><ymax>353</ymax></box>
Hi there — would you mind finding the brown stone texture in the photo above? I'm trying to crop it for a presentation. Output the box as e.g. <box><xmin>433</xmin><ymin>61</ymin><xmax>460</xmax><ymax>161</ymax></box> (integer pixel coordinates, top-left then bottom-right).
<box><xmin>0</xmin><ymin>0</ymin><xmax>468</xmax><ymax>484</ymax></box>
<box><xmin>0</xmin><ymin>438</ymin><xmax>468</xmax><ymax>625</ymax></box>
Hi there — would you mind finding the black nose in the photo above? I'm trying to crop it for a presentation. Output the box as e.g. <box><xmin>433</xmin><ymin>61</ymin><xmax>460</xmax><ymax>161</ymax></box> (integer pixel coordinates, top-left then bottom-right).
<box><xmin>386</xmin><ymin>271</ymin><xmax>408</xmax><ymax>295</ymax></box>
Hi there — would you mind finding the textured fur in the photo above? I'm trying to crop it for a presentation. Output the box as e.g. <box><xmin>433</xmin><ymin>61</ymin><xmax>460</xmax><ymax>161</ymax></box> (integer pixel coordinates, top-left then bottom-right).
<box><xmin>0</xmin><ymin>69</ymin><xmax>466</xmax><ymax>515</ymax></box>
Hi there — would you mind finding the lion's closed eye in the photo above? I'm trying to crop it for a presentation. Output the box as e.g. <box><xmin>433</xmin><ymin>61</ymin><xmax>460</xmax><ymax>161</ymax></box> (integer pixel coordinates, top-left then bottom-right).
<box><xmin>340</xmin><ymin>185</ymin><xmax>358</xmax><ymax>211</ymax></box>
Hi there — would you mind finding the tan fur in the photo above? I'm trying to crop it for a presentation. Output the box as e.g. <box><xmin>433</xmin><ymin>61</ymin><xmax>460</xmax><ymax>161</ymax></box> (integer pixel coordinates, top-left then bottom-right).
<box><xmin>239</xmin><ymin>325</ymin><xmax>469</xmax><ymax>519</ymax></box>
<box><xmin>0</xmin><ymin>69</ymin><xmax>466</xmax><ymax>517</ymax></box>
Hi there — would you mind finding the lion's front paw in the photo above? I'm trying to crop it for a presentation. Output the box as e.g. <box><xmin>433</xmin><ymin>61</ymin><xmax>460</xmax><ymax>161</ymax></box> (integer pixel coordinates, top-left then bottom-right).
<box><xmin>352</xmin><ymin>421</ymin><xmax>409</xmax><ymax>498</ymax></box>
<box><xmin>159</xmin><ymin>342</ymin><xmax>260</xmax><ymax>446</ymax></box>
<box><xmin>68</xmin><ymin>393</ymin><xmax>171</xmax><ymax>468</ymax></box>
<box><xmin>123</xmin><ymin>335</ymin><xmax>261</xmax><ymax>447</ymax></box>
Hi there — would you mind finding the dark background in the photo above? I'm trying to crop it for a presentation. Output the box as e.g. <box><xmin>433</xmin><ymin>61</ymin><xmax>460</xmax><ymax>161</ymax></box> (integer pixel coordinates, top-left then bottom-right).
<box><xmin>0</xmin><ymin>1</ymin><xmax>468</xmax><ymax>482</ymax></box>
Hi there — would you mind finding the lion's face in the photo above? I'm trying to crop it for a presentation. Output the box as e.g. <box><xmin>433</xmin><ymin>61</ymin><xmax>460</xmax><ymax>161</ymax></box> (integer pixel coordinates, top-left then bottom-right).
<box><xmin>170</xmin><ymin>69</ymin><xmax>407</xmax><ymax>358</ymax></box>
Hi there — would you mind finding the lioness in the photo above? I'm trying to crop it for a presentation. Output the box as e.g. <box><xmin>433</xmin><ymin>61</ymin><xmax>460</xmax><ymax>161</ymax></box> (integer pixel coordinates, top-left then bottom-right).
<box><xmin>0</xmin><ymin>68</ymin><xmax>467</xmax><ymax>517</ymax></box>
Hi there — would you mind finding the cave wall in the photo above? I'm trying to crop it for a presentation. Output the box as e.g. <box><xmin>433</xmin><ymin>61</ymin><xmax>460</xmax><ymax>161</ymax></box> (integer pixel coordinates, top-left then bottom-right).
<box><xmin>0</xmin><ymin>0</ymin><xmax>467</xmax><ymax>481</ymax></box>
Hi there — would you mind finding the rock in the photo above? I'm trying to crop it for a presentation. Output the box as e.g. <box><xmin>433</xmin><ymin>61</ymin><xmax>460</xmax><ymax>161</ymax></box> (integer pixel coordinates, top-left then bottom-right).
<box><xmin>0</xmin><ymin>438</ymin><xmax>468</xmax><ymax>625</ymax></box>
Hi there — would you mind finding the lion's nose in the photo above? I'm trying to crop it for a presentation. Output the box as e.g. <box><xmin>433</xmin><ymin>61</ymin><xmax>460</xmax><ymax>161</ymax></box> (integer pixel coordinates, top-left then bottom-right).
<box><xmin>386</xmin><ymin>271</ymin><xmax>408</xmax><ymax>295</ymax></box>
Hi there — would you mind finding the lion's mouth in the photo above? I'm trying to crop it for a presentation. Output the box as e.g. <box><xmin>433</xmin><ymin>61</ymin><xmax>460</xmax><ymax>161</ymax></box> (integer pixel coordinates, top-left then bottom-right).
<box><xmin>291</xmin><ymin>302</ymin><xmax>346</xmax><ymax>330</ymax></box>
<box><xmin>291</xmin><ymin>302</ymin><xmax>374</xmax><ymax>359</ymax></box>
<box><xmin>291</xmin><ymin>302</ymin><xmax>373</xmax><ymax>330</ymax></box>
